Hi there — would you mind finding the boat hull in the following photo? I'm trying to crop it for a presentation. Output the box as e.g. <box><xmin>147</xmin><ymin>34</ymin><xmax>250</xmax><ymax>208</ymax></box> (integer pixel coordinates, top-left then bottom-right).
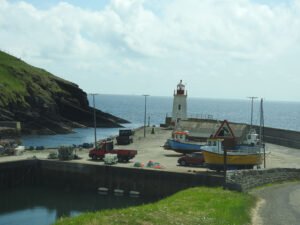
<box><xmin>202</xmin><ymin>150</ymin><xmax>263</xmax><ymax>170</ymax></box>
<box><xmin>166</xmin><ymin>139</ymin><xmax>202</xmax><ymax>153</ymax></box>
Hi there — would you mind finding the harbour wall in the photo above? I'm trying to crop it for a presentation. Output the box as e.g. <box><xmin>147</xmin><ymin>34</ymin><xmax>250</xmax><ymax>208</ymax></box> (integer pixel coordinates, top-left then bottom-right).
<box><xmin>225</xmin><ymin>168</ymin><xmax>300</xmax><ymax>192</ymax></box>
<box><xmin>1</xmin><ymin>160</ymin><xmax>300</xmax><ymax>195</ymax></box>
<box><xmin>163</xmin><ymin>117</ymin><xmax>300</xmax><ymax>149</ymax></box>
<box><xmin>0</xmin><ymin>160</ymin><xmax>223</xmax><ymax>198</ymax></box>
<box><xmin>253</xmin><ymin>126</ymin><xmax>300</xmax><ymax>149</ymax></box>
<box><xmin>0</xmin><ymin>159</ymin><xmax>40</xmax><ymax>190</ymax></box>
<box><xmin>0</xmin><ymin>121</ymin><xmax>21</xmax><ymax>139</ymax></box>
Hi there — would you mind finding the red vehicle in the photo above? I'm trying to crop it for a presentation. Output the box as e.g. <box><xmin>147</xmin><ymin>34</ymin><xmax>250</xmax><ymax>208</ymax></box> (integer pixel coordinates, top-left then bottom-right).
<box><xmin>177</xmin><ymin>152</ymin><xmax>205</xmax><ymax>166</ymax></box>
<box><xmin>89</xmin><ymin>139</ymin><xmax>137</xmax><ymax>162</ymax></box>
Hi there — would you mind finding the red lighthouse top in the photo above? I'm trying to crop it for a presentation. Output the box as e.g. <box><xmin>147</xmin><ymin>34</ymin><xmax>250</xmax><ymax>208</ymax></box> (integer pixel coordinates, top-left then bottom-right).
<box><xmin>175</xmin><ymin>80</ymin><xmax>186</xmax><ymax>95</ymax></box>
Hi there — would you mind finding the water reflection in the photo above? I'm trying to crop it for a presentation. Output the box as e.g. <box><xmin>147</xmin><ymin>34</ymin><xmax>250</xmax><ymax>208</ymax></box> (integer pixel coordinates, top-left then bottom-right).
<box><xmin>0</xmin><ymin>186</ymin><xmax>152</xmax><ymax>225</ymax></box>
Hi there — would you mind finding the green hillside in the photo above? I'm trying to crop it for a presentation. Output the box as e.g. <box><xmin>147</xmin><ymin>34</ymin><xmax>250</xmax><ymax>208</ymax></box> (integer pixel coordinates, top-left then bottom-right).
<box><xmin>0</xmin><ymin>50</ymin><xmax>68</xmax><ymax>108</ymax></box>
<box><xmin>0</xmin><ymin>50</ymin><xmax>126</xmax><ymax>134</ymax></box>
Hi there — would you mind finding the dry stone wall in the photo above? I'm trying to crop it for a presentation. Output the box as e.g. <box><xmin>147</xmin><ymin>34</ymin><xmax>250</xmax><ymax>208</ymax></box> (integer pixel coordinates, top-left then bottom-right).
<box><xmin>225</xmin><ymin>168</ymin><xmax>300</xmax><ymax>192</ymax></box>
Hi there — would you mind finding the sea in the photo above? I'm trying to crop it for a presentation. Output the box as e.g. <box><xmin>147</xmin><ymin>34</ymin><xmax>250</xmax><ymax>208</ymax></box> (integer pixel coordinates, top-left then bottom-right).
<box><xmin>21</xmin><ymin>94</ymin><xmax>300</xmax><ymax>148</ymax></box>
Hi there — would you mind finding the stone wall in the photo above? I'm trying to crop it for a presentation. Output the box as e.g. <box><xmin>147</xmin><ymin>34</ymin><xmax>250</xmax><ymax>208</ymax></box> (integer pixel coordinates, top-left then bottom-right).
<box><xmin>225</xmin><ymin>168</ymin><xmax>300</xmax><ymax>192</ymax></box>
<box><xmin>0</xmin><ymin>121</ymin><xmax>21</xmax><ymax>130</ymax></box>
<box><xmin>0</xmin><ymin>160</ymin><xmax>40</xmax><ymax>189</ymax></box>
<box><xmin>0</xmin><ymin>121</ymin><xmax>21</xmax><ymax>138</ymax></box>
<box><xmin>0</xmin><ymin>160</ymin><xmax>224</xmax><ymax>198</ymax></box>
<box><xmin>256</xmin><ymin>126</ymin><xmax>300</xmax><ymax>149</ymax></box>
<box><xmin>40</xmin><ymin>160</ymin><xmax>224</xmax><ymax>198</ymax></box>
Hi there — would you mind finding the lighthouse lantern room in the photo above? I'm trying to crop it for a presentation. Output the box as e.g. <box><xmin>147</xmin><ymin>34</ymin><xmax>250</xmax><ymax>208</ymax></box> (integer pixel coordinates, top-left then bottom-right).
<box><xmin>172</xmin><ymin>80</ymin><xmax>187</xmax><ymax>125</ymax></box>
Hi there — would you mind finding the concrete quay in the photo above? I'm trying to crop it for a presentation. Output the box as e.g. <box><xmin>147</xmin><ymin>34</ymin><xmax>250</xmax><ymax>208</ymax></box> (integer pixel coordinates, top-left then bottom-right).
<box><xmin>1</xmin><ymin>126</ymin><xmax>300</xmax><ymax>197</ymax></box>
<box><xmin>1</xmin><ymin>126</ymin><xmax>300</xmax><ymax>171</ymax></box>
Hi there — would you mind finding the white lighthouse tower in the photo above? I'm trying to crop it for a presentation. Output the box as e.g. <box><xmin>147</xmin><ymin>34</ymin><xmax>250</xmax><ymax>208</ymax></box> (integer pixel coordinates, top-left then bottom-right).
<box><xmin>172</xmin><ymin>80</ymin><xmax>187</xmax><ymax>125</ymax></box>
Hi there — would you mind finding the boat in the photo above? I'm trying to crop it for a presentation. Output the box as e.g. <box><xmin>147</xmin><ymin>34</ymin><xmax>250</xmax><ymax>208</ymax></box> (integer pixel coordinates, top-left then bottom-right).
<box><xmin>200</xmin><ymin>116</ymin><xmax>264</xmax><ymax>171</ymax></box>
<box><xmin>164</xmin><ymin>131</ymin><xmax>204</xmax><ymax>153</ymax></box>
<box><xmin>201</xmin><ymin>138</ymin><xmax>263</xmax><ymax>171</ymax></box>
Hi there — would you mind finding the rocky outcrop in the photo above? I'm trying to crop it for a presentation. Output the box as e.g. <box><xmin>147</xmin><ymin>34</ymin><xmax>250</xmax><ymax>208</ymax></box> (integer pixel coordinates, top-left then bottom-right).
<box><xmin>0</xmin><ymin>51</ymin><xmax>128</xmax><ymax>135</ymax></box>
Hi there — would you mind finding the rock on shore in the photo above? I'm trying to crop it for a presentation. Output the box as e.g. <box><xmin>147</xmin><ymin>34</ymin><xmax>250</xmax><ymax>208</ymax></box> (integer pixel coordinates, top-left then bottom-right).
<box><xmin>0</xmin><ymin>50</ymin><xmax>128</xmax><ymax>135</ymax></box>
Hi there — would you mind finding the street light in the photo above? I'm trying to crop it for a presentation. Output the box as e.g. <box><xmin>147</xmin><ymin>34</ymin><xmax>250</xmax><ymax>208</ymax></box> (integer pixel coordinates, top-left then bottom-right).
<box><xmin>143</xmin><ymin>95</ymin><xmax>149</xmax><ymax>138</ymax></box>
<box><xmin>259</xmin><ymin>98</ymin><xmax>266</xmax><ymax>168</ymax></box>
<box><xmin>89</xmin><ymin>93</ymin><xmax>98</xmax><ymax>149</ymax></box>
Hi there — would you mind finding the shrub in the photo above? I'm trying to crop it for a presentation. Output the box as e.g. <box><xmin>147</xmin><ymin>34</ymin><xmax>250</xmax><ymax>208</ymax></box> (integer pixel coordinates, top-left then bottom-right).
<box><xmin>58</xmin><ymin>146</ymin><xmax>74</xmax><ymax>160</ymax></box>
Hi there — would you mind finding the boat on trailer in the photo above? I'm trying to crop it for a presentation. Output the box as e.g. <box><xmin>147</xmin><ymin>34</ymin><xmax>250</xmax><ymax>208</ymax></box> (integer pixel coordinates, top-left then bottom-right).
<box><xmin>201</xmin><ymin>138</ymin><xmax>263</xmax><ymax>171</ymax></box>
<box><xmin>200</xmin><ymin>119</ymin><xmax>264</xmax><ymax>171</ymax></box>
<box><xmin>164</xmin><ymin>131</ymin><xmax>204</xmax><ymax>154</ymax></box>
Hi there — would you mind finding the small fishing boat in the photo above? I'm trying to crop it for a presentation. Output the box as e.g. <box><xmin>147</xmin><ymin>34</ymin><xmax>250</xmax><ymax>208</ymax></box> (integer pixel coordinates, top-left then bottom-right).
<box><xmin>165</xmin><ymin>131</ymin><xmax>204</xmax><ymax>153</ymax></box>
<box><xmin>201</xmin><ymin>138</ymin><xmax>263</xmax><ymax>171</ymax></box>
<box><xmin>200</xmin><ymin>117</ymin><xmax>264</xmax><ymax>171</ymax></box>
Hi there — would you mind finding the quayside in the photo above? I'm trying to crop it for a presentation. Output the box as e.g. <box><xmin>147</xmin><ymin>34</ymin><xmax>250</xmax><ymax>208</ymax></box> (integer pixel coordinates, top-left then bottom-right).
<box><xmin>0</xmin><ymin>159</ymin><xmax>223</xmax><ymax>224</ymax></box>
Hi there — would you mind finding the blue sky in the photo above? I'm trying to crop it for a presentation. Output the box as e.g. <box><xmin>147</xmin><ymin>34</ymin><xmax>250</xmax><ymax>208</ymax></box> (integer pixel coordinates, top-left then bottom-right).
<box><xmin>1</xmin><ymin>0</ymin><xmax>300</xmax><ymax>101</ymax></box>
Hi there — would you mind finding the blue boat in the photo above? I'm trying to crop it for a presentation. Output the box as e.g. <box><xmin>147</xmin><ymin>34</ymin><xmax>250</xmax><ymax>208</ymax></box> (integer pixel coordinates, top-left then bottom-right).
<box><xmin>164</xmin><ymin>131</ymin><xmax>204</xmax><ymax>153</ymax></box>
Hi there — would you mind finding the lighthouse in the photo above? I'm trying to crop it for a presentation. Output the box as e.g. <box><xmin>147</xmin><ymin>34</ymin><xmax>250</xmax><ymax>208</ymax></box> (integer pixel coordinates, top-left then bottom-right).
<box><xmin>172</xmin><ymin>80</ymin><xmax>187</xmax><ymax>125</ymax></box>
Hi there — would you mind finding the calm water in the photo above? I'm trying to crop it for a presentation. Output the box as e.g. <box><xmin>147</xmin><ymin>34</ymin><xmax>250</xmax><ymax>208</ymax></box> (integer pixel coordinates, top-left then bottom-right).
<box><xmin>0</xmin><ymin>186</ymin><xmax>151</xmax><ymax>225</ymax></box>
<box><xmin>21</xmin><ymin>95</ymin><xmax>300</xmax><ymax>148</ymax></box>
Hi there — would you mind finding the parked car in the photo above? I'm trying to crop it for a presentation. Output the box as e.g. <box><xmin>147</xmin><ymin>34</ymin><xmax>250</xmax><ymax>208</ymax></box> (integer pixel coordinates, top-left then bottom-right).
<box><xmin>177</xmin><ymin>152</ymin><xmax>205</xmax><ymax>166</ymax></box>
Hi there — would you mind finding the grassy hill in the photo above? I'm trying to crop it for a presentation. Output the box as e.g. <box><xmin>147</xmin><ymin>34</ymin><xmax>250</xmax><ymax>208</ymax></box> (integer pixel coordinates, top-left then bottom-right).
<box><xmin>0</xmin><ymin>50</ymin><xmax>127</xmax><ymax>134</ymax></box>
<box><xmin>0</xmin><ymin>51</ymin><xmax>71</xmax><ymax>108</ymax></box>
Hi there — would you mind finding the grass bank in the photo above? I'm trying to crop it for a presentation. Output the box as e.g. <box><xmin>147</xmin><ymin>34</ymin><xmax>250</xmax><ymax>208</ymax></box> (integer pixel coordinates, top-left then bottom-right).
<box><xmin>0</xmin><ymin>50</ymin><xmax>67</xmax><ymax>108</ymax></box>
<box><xmin>54</xmin><ymin>187</ymin><xmax>256</xmax><ymax>225</ymax></box>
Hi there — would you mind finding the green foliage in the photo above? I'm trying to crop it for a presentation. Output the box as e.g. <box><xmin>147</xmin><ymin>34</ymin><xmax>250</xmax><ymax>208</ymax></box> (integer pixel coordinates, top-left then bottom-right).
<box><xmin>48</xmin><ymin>151</ymin><xmax>59</xmax><ymax>159</ymax></box>
<box><xmin>0</xmin><ymin>50</ymin><xmax>69</xmax><ymax>108</ymax></box>
<box><xmin>54</xmin><ymin>187</ymin><xmax>256</xmax><ymax>225</ymax></box>
<box><xmin>58</xmin><ymin>146</ymin><xmax>74</xmax><ymax>160</ymax></box>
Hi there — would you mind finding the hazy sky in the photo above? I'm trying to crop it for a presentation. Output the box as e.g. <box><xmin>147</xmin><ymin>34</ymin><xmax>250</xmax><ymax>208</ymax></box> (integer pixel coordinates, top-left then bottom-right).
<box><xmin>1</xmin><ymin>0</ymin><xmax>300</xmax><ymax>101</ymax></box>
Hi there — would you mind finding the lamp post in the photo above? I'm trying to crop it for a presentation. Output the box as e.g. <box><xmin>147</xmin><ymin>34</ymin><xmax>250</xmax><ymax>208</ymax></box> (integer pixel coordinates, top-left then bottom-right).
<box><xmin>143</xmin><ymin>95</ymin><xmax>149</xmax><ymax>138</ymax></box>
<box><xmin>247</xmin><ymin>96</ymin><xmax>258</xmax><ymax>130</ymax></box>
<box><xmin>89</xmin><ymin>94</ymin><xmax>98</xmax><ymax>149</ymax></box>
<box><xmin>260</xmin><ymin>98</ymin><xmax>266</xmax><ymax>168</ymax></box>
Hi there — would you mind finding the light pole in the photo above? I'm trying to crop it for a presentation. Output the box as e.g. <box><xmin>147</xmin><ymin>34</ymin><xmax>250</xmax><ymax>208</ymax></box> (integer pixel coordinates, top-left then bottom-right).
<box><xmin>89</xmin><ymin>93</ymin><xmax>98</xmax><ymax>149</ymax></box>
<box><xmin>143</xmin><ymin>95</ymin><xmax>149</xmax><ymax>138</ymax></box>
<box><xmin>260</xmin><ymin>98</ymin><xmax>266</xmax><ymax>168</ymax></box>
<box><xmin>247</xmin><ymin>96</ymin><xmax>258</xmax><ymax>130</ymax></box>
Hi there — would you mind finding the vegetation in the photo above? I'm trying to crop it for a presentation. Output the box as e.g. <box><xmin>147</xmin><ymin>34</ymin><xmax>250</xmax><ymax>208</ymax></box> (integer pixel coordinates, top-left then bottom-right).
<box><xmin>0</xmin><ymin>50</ymin><xmax>69</xmax><ymax>108</ymax></box>
<box><xmin>54</xmin><ymin>187</ymin><xmax>256</xmax><ymax>225</ymax></box>
<box><xmin>0</xmin><ymin>50</ymin><xmax>125</xmax><ymax>132</ymax></box>
<box><xmin>58</xmin><ymin>146</ymin><xmax>75</xmax><ymax>160</ymax></box>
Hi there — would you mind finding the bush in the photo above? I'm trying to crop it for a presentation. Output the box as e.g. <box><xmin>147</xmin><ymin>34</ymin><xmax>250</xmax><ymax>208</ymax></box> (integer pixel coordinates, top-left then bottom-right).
<box><xmin>58</xmin><ymin>146</ymin><xmax>74</xmax><ymax>160</ymax></box>
<box><xmin>48</xmin><ymin>152</ymin><xmax>58</xmax><ymax>159</ymax></box>
<box><xmin>36</xmin><ymin>146</ymin><xmax>45</xmax><ymax>150</ymax></box>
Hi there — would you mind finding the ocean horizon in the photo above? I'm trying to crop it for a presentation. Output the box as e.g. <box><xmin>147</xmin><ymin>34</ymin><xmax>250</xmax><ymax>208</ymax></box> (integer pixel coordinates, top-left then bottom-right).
<box><xmin>21</xmin><ymin>94</ymin><xmax>300</xmax><ymax>148</ymax></box>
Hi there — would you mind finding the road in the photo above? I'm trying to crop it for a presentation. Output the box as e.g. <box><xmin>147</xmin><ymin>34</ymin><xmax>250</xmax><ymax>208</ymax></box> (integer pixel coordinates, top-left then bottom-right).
<box><xmin>251</xmin><ymin>182</ymin><xmax>300</xmax><ymax>225</ymax></box>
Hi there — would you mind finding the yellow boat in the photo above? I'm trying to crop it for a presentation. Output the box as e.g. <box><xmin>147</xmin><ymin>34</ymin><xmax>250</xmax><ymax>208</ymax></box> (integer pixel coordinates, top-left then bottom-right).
<box><xmin>201</xmin><ymin>139</ymin><xmax>263</xmax><ymax>170</ymax></box>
